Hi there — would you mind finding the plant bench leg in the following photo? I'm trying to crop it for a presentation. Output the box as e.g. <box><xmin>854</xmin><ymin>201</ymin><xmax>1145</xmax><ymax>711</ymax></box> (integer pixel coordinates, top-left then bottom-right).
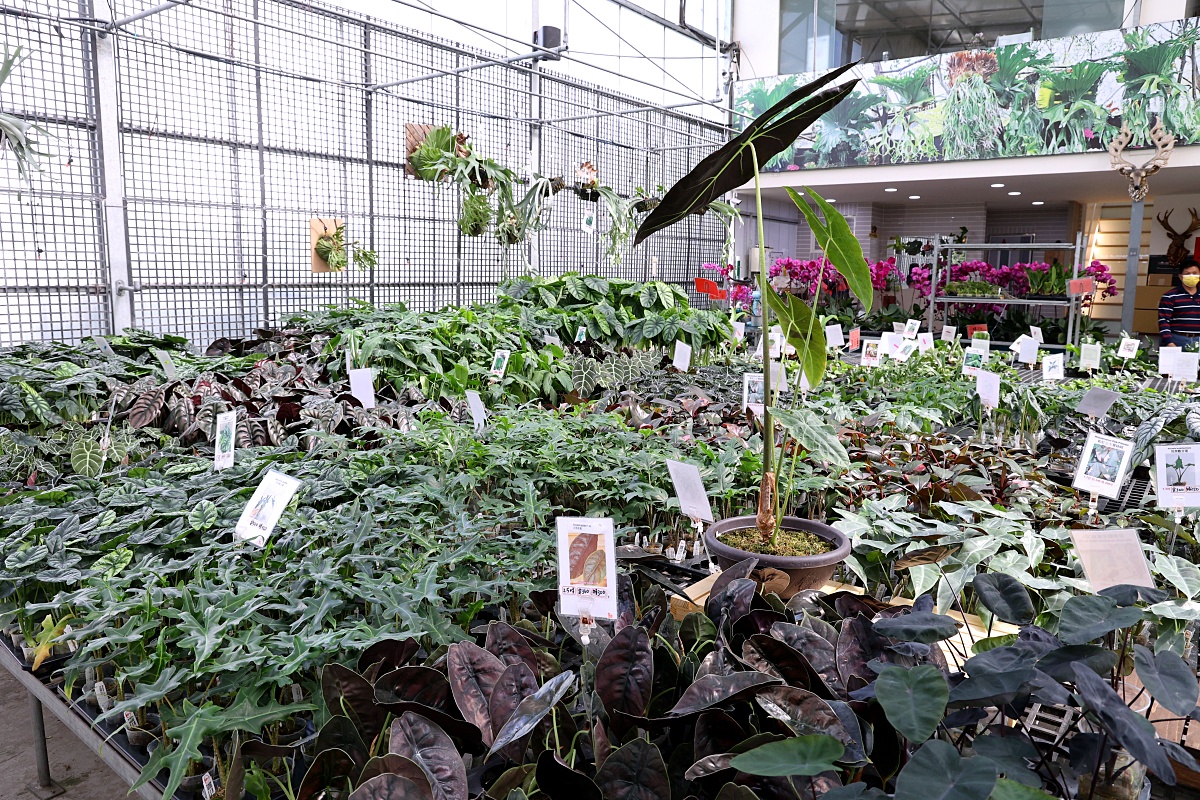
<box><xmin>27</xmin><ymin>693</ymin><xmax>65</xmax><ymax>799</ymax></box>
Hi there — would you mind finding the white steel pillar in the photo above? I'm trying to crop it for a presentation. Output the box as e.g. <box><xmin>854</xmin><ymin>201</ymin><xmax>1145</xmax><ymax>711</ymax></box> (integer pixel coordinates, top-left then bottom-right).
<box><xmin>93</xmin><ymin>31</ymin><xmax>135</xmax><ymax>333</ymax></box>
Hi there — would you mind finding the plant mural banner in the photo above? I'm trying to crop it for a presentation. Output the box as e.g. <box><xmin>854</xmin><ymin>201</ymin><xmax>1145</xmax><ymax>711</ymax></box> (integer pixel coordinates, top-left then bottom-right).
<box><xmin>734</xmin><ymin>20</ymin><xmax>1200</xmax><ymax>171</ymax></box>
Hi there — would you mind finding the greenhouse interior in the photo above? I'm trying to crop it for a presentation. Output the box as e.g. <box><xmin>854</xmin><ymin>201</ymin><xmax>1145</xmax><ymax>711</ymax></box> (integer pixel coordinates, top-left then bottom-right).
<box><xmin>13</xmin><ymin>1</ymin><xmax>1200</xmax><ymax>799</ymax></box>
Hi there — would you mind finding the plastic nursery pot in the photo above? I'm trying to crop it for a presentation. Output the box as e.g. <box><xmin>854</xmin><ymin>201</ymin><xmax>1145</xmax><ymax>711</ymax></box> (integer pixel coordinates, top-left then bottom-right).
<box><xmin>177</xmin><ymin>756</ymin><xmax>216</xmax><ymax>796</ymax></box>
<box><xmin>705</xmin><ymin>516</ymin><xmax>850</xmax><ymax>599</ymax></box>
<box><xmin>1077</xmin><ymin>748</ymin><xmax>1146</xmax><ymax>800</ymax></box>
<box><xmin>126</xmin><ymin>713</ymin><xmax>162</xmax><ymax>749</ymax></box>
<box><xmin>85</xmin><ymin>678</ymin><xmax>118</xmax><ymax>711</ymax></box>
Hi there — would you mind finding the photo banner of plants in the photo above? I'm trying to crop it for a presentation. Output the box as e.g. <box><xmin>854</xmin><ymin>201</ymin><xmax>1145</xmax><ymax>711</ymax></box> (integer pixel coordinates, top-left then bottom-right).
<box><xmin>734</xmin><ymin>20</ymin><xmax>1200</xmax><ymax>170</ymax></box>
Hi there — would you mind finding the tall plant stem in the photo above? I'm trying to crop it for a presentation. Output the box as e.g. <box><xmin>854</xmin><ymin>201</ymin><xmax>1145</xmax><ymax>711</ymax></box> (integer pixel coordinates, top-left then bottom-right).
<box><xmin>751</xmin><ymin>143</ymin><xmax>773</xmax><ymax>481</ymax></box>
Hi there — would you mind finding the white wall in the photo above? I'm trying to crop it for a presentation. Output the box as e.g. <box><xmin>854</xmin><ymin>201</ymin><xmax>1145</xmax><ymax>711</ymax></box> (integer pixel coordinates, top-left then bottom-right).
<box><xmin>731</xmin><ymin>0</ymin><xmax>779</xmax><ymax>79</ymax></box>
<box><xmin>1140</xmin><ymin>0</ymin><xmax>1190</xmax><ymax>24</ymax></box>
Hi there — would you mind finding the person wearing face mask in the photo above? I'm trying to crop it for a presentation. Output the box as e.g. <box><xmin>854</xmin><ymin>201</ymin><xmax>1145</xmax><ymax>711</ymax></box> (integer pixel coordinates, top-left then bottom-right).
<box><xmin>1160</xmin><ymin>259</ymin><xmax>1200</xmax><ymax>348</ymax></box>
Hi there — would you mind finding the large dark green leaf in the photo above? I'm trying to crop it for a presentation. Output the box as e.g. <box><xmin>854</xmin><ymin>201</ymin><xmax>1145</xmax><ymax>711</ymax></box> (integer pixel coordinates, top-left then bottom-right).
<box><xmin>989</xmin><ymin>778</ymin><xmax>1057</xmax><ymax>800</ymax></box>
<box><xmin>872</xmin><ymin>611</ymin><xmax>960</xmax><ymax>643</ymax></box>
<box><xmin>1071</xmin><ymin>664</ymin><xmax>1176</xmax><ymax>784</ymax></box>
<box><xmin>1134</xmin><ymin>644</ymin><xmax>1198</xmax><ymax>716</ymax></box>
<box><xmin>893</xmin><ymin>740</ymin><xmax>997</xmax><ymax>800</ymax></box>
<box><xmin>764</xmin><ymin>289</ymin><xmax>828</xmax><ymax>388</ymax></box>
<box><xmin>594</xmin><ymin>737</ymin><xmax>671</xmax><ymax>800</ymax></box>
<box><xmin>1057</xmin><ymin>595</ymin><xmax>1143</xmax><ymax>645</ymax></box>
<box><xmin>822</xmin><ymin>784</ymin><xmax>891</xmax><ymax>800</ymax></box>
<box><xmin>595</xmin><ymin>625</ymin><xmax>653</xmax><ymax>719</ymax></box>
<box><xmin>971</xmin><ymin>573</ymin><xmax>1034</xmax><ymax>625</ymax></box>
<box><xmin>388</xmin><ymin>712</ymin><xmax>468</xmax><ymax>800</ymax></box>
<box><xmin>1036</xmin><ymin>645</ymin><xmax>1118</xmax><ymax>683</ymax></box>
<box><xmin>730</xmin><ymin>735</ymin><xmax>844</xmax><ymax>777</ymax></box>
<box><xmin>875</xmin><ymin>665</ymin><xmax>947</xmax><ymax>743</ymax></box>
<box><xmin>770</xmin><ymin>406</ymin><xmax>848</xmax><ymax>470</ymax></box>
<box><xmin>787</xmin><ymin>187</ymin><xmax>872</xmax><ymax>311</ymax></box>
<box><xmin>633</xmin><ymin>65</ymin><xmax>858</xmax><ymax>246</ymax></box>
<box><xmin>446</xmin><ymin>641</ymin><xmax>506</xmax><ymax>746</ymax></box>
<box><xmin>489</xmin><ymin>671</ymin><xmax>575</xmax><ymax>757</ymax></box>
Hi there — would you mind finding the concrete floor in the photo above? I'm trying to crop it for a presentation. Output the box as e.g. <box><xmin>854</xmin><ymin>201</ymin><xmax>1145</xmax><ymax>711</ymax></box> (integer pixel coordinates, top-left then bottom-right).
<box><xmin>0</xmin><ymin>667</ymin><xmax>128</xmax><ymax>800</ymax></box>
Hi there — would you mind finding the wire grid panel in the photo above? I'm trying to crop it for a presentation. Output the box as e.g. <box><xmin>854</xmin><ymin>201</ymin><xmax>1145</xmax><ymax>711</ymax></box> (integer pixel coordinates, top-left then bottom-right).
<box><xmin>0</xmin><ymin>0</ymin><xmax>109</xmax><ymax>347</ymax></box>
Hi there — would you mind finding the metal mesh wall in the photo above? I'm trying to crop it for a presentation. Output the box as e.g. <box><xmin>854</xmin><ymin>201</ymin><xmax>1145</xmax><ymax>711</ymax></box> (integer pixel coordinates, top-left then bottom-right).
<box><xmin>3</xmin><ymin>0</ymin><xmax>729</xmax><ymax>348</ymax></box>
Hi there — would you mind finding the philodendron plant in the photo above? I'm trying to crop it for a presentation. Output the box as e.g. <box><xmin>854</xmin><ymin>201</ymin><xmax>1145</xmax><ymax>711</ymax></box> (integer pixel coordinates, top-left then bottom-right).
<box><xmin>635</xmin><ymin>63</ymin><xmax>873</xmax><ymax>547</ymax></box>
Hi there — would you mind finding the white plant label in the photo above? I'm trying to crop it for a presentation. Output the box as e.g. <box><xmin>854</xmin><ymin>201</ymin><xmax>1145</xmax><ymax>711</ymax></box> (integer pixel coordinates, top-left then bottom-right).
<box><xmin>651</xmin><ymin>256</ymin><xmax>660</xmax><ymax>277</ymax></box>
<box><xmin>894</xmin><ymin>341</ymin><xmax>918</xmax><ymax>363</ymax></box>
<box><xmin>860</xmin><ymin>341</ymin><xmax>881</xmax><ymax>368</ymax></box>
<box><xmin>1043</xmin><ymin>353</ymin><xmax>1065</xmax><ymax>381</ymax></box>
<box><xmin>962</xmin><ymin>348</ymin><xmax>986</xmax><ymax>377</ymax></box>
<box><xmin>666</xmin><ymin>459</ymin><xmax>713</xmax><ymax>522</ymax></box>
<box><xmin>214</xmin><ymin>411</ymin><xmax>236</xmax><ymax>471</ymax></box>
<box><xmin>290</xmin><ymin>683</ymin><xmax>304</xmax><ymax>703</ymax></box>
<box><xmin>92</xmin><ymin>335</ymin><xmax>115</xmax><ymax>357</ymax></box>
<box><xmin>971</xmin><ymin>337</ymin><xmax>991</xmax><ymax>355</ymax></box>
<box><xmin>124</xmin><ymin>710</ymin><xmax>137</xmax><ymax>727</ymax></box>
<box><xmin>880</xmin><ymin>332</ymin><xmax>902</xmax><ymax>356</ymax></box>
<box><xmin>1177</xmin><ymin>351</ymin><xmax>1200</xmax><ymax>382</ymax></box>
<box><xmin>672</xmin><ymin>341</ymin><xmax>692</xmax><ymax>372</ymax></box>
<box><xmin>903</xmin><ymin>319</ymin><xmax>920</xmax><ymax>339</ymax></box>
<box><xmin>891</xmin><ymin>322</ymin><xmax>906</xmax><ymax>334</ymax></box>
<box><xmin>798</xmin><ymin>370</ymin><xmax>812</xmax><ymax>393</ymax></box>
<box><xmin>489</xmin><ymin>349</ymin><xmax>511</xmax><ymax>379</ymax></box>
<box><xmin>976</xmin><ymin>370</ymin><xmax>1001</xmax><ymax>409</ymax></box>
<box><xmin>825</xmin><ymin>323</ymin><xmax>845</xmax><ymax>348</ymax></box>
<box><xmin>1156</xmin><ymin>443</ymin><xmax>1200</xmax><ymax>508</ymax></box>
<box><xmin>1075</xmin><ymin>387</ymin><xmax>1120</xmax><ymax>419</ymax></box>
<box><xmin>1160</xmin><ymin>347</ymin><xmax>1180</xmax><ymax>377</ymax></box>
<box><xmin>348</xmin><ymin>368</ymin><xmax>376</xmax><ymax>410</ymax></box>
<box><xmin>574</xmin><ymin>326</ymin><xmax>587</xmax><ymax>344</ymax></box>
<box><xmin>1009</xmin><ymin>334</ymin><xmax>1031</xmax><ymax>353</ymax></box>
<box><xmin>202</xmin><ymin>773</ymin><xmax>217</xmax><ymax>800</ymax></box>
<box><xmin>63</xmin><ymin>625</ymin><xmax>77</xmax><ymax>652</ymax></box>
<box><xmin>465</xmin><ymin>390</ymin><xmax>486</xmax><ymax>434</ymax></box>
<box><xmin>95</xmin><ymin>680</ymin><xmax>108</xmax><ymax>704</ymax></box>
<box><xmin>152</xmin><ymin>348</ymin><xmax>177</xmax><ymax>379</ymax></box>
<box><xmin>732</xmin><ymin>321</ymin><xmax>746</xmax><ymax>341</ymax></box>
<box><xmin>1018</xmin><ymin>336</ymin><xmax>1039</xmax><ymax>365</ymax></box>
<box><xmin>1030</xmin><ymin>326</ymin><xmax>1044</xmax><ymax>343</ymax></box>
<box><xmin>768</xmin><ymin>326</ymin><xmax>783</xmax><ymax>360</ymax></box>
<box><xmin>770</xmin><ymin>360</ymin><xmax>788</xmax><ymax>392</ymax></box>
<box><xmin>941</xmin><ymin>325</ymin><xmax>957</xmax><ymax>342</ymax></box>
<box><xmin>581</xmin><ymin>211</ymin><xmax>596</xmax><ymax>235</ymax></box>
<box><xmin>1073</xmin><ymin>431</ymin><xmax>1135</xmax><ymax>500</ymax></box>
<box><xmin>1116</xmin><ymin>338</ymin><xmax>1139</xmax><ymax>359</ymax></box>
<box><xmin>544</xmin><ymin>333</ymin><xmax>562</xmax><ymax>347</ymax></box>
<box><xmin>742</xmin><ymin>372</ymin><xmax>765</xmax><ymax>415</ymax></box>
<box><xmin>235</xmin><ymin>469</ymin><xmax>302</xmax><ymax>546</ymax></box>
<box><xmin>1079</xmin><ymin>343</ymin><xmax>1102</xmax><ymax>371</ymax></box>
<box><xmin>1068</xmin><ymin>528</ymin><xmax>1154</xmax><ymax>592</ymax></box>
<box><xmin>556</xmin><ymin>516</ymin><xmax>618</xmax><ymax>620</ymax></box>
<box><xmin>917</xmin><ymin>332</ymin><xmax>934</xmax><ymax>353</ymax></box>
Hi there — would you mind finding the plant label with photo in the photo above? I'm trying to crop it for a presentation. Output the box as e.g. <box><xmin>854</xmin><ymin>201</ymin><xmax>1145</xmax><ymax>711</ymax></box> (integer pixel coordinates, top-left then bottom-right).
<box><xmin>92</xmin><ymin>335</ymin><xmax>115</xmax><ymax>357</ymax></box>
<box><xmin>152</xmin><ymin>348</ymin><xmax>177</xmax><ymax>379</ymax></box>
<box><xmin>348</xmin><ymin>368</ymin><xmax>376</xmax><ymax>410</ymax></box>
<box><xmin>556</xmin><ymin>517</ymin><xmax>617</xmax><ymax>620</ymax></box>
<box><xmin>1177</xmin><ymin>351</ymin><xmax>1200</xmax><ymax>382</ymax></box>
<box><xmin>894</xmin><ymin>341</ymin><xmax>918</xmax><ymax>363</ymax></box>
<box><xmin>1018</xmin><ymin>336</ymin><xmax>1038</xmax><ymax>365</ymax></box>
<box><xmin>1079</xmin><ymin>343</ymin><xmax>1102</xmax><ymax>371</ymax></box>
<box><xmin>903</xmin><ymin>318</ymin><xmax>920</xmax><ymax>339</ymax></box>
<box><xmin>1075</xmin><ymin>387</ymin><xmax>1120</xmax><ymax>419</ymax></box>
<box><xmin>1068</xmin><ymin>277</ymin><xmax>1095</xmax><ymax>296</ymax></box>
<box><xmin>966</xmin><ymin>324</ymin><xmax>988</xmax><ymax>338</ymax></box>
<box><xmin>1073</xmin><ymin>431</ymin><xmax>1135</xmax><ymax>500</ymax></box>
<box><xmin>1043</xmin><ymin>353</ymin><xmax>1065</xmax><ymax>381</ymax></box>
<box><xmin>574</xmin><ymin>326</ymin><xmax>587</xmax><ymax>344</ymax></box>
<box><xmin>849</xmin><ymin>327</ymin><xmax>860</xmax><ymax>351</ymax></box>
<box><xmin>860</xmin><ymin>341</ymin><xmax>881</xmax><ymax>368</ymax></box>
<box><xmin>465</xmin><ymin>390</ymin><xmax>486</xmax><ymax>434</ymax></box>
<box><xmin>962</xmin><ymin>348</ymin><xmax>986</xmax><ymax>377</ymax></box>
<box><xmin>1117</xmin><ymin>338</ymin><xmax>1139</xmax><ymax>359</ymax></box>
<box><xmin>742</xmin><ymin>372</ymin><xmax>766</xmax><ymax>415</ymax></box>
<box><xmin>1068</xmin><ymin>528</ymin><xmax>1154</xmax><ymax>592</ymax></box>
<box><xmin>732</xmin><ymin>321</ymin><xmax>746</xmax><ymax>341</ymax></box>
<box><xmin>489</xmin><ymin>349</ymin><xmax>511</xmax><ymax>379</ymax></box>
<box><xmin>1030</xmin><ymin>326</ymin><xmax>1044</xmax><ymax>343</ymax></box>
<box><xmin>672</xmin><ymin>341</ymin><xmax>692</xmax><ymax>372</ymax></box>
<box><xmin>235</xmin><ymin>469</ymin><xmax>302</xmax><ymax>547</ymax></box>
<box><xmin>1156</xmin><ymin>444</ymin><xmax>1200</xmax><ymax>508</ymax></box>
<box><xmin>666</xmin><ymin>459</ymin><xmax>714</xmax><ymax>522</ymax></box>
<box><xmin>891</xmin><ymin>322</ymin><xmax>906</xmax><ymax>334</ymax></box>
<box><xmin>976</xmin><ymin>370</ymin><xmax>1001</xmax><ymax>409</ymax></box>
<box><xmin>941</xmin><ymin>325</ymin><xmax>957</xmax><ymax>342</ymax></box>
<box><xmin>581</xmin><ymin>211</ymin><xmax>596</xmax><ymax>235</ymax></box>
<box><xmin>825</xmin><ymin>323</ymin><xmax>845</xmax><ymax>348</ymax></box>
<box><xmin>916</xmin><ymin>332</ymin><xmax>933</xmax><ymax>353</ymax></box>
<box><xmin>214</xmin><ymin>411</ymin><xmax>236</xmax><ymax>471</ymax></box>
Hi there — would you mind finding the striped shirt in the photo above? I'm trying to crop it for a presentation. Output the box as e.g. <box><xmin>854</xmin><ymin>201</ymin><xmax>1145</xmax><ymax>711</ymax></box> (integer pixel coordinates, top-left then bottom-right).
<box><xmin>1159</xmin><ymin>286</ymin><xmax>1200</xmax><ymax>344</ymax></box>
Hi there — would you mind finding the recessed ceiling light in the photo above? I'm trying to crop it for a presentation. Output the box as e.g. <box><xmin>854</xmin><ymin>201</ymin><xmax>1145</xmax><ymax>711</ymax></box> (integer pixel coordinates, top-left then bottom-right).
<box><xmin>1008</xmin><ymin>191</ymin><xmax>1021</xmax><ymax>196</ymax></box>
<box><xmin>908</xmin><ymin>195</ymin><xmax>921</xmax><ymax>200</ymax></box>
<box><xmin>1032</xmin><ymin>201</ymin><xmax>1044</xmax><ymax>206</ymax></box>
<box><xmin>826</xmin><ymin>199</ymin><xmax>836</xmax><ymax>202</ymax></box>
<box><xmin>991</xmin><ymin>183</ymin><xmax>1005</xmax><ymax>188</ymax></box>
<box><xmin>884</xmin><ymin>187</ymin><xmax>898</xmax><ymax>192</ymax></box>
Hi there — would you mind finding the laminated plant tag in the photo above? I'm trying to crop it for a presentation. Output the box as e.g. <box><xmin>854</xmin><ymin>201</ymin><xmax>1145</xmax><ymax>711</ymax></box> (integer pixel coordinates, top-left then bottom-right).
<box><xmin>651</xmin><ymin>256</ymin><xmax>660</xmax><ymax>277</ymax></box>
<box><xmin>152</xmin><ymin>348</ymin><xmax>177</xmax><ymax>379</ymax></box>
<box><xmin>574</xmin><ymin>326</ymin><xmax>587</xmax><ymax>344</ymax></box>
<box><xmin>768</xmin><ymin>326</ymin><xmax>783</xmax><ymax>360</ymax></box>
<box><xmin>848</xmin><ymin>327</ymin><xmax>860</xmax><ymax>351</ymax></box>
<box><xmin>557</xmin><ymin>517</ymin><xmax>618</xmax><ymax>620</ymax></box>
<box><xmin>903</xmin><ymin>318</ymin><xmax>920</xmax><ymax>339</ymax></box>
<box><xmin>1043</xmin><ymin>353</ymin><xmax>1065</xmax><ymax>381</ymax></box>
<box><xmin>1008</xmin><ymin>333</ymin><xmax>1031</xmax><ymax>352</ymax></box>
<box><xmin>1160</xmin><ymin>347</ymin><xmax>1180</xmax><ymax>376</ymax></box>
<box><xmin>962</xmin><ymin>348</ymin><xmax>986</xmax><ymax>377</ymax></box>
<box><xmin>672</xmin><ymin>341</ymin><xmax>692</xmax><ymax>372</ymax></box>
<box><xmin>1177</xmin><ymin>351</ymin><xmax>1200</xmax><ymax>382</ymax></box>
<box><xmin>544</xmin><ymin>333</ymin><xmax>562</xmax><ymax>347</ymax></box>
<box><xmin>970</xmin><ymin>337</ymin><xmax>991</xmax><ymax>355</ymax></box>
<box><xmin>581</xmin><ymin>211</ymin><xmax>596</xmax><ymax>235</ymax></box>
<box><xmin>894</xmin><ymin>341</ymin><xmax>917</xmax><ymax>363</ymax></box>
<box><xmin>1068</xmin><ymin>528</ymin><xmax>1154</xmax><ymax>592</ymax></box>
<box><xmin>92</xmin><ymin>335</ymin><xmax>115</xmax><ymax>357</ymax></box>
<box><xmin>825</xmin><ymin>323</ymin><xmax>845</xmax><ymax>348</ymax></box>
<box><xmin>1117</xmin><ymin>338</ymin><xmax>1139</xmax><ymax>359</ymax></box>
<box><xmin>666</xmin><ymin>459</ymin><xmax>714</xmax><ymax>522</ymax></box>
<box><xmin>917</xmin><ymin>332</ymin><xmax>933</xmax><ymax>353</ymax></box>
<box><xmin>1073</xmin><ymin>431</ymin><xmax>1135</xmax><ymax>500</ymax></box>
<box><xmin>1069</xmin><ymin>277</ymin><xmax>1096</xmax><ymax>296</ymax></box>
<box><xmin>290</xmin><ymin>683</ymin><xmax>304</xmax><ymax>703</ymax></box>
<box><xmin>1018</xmin><ymin>336</ymin><xmax>1038</xmax><ymax>365</ymax></box>
<box><xmin>880</xmin><ymin>332</ymin><xmax>902</xmax><ymax>356</ymax></box>
<box><xmin>235</xmin><ymin>469</ymin><xmax>302</xmax><ymax>546</ymax></box>
<box><xmin>95</xmin><ymin>680</ymin><xmax>108</xmax><ymax>704</ymax></box>
<box><xmin>770</xmin><ymin>361</ymin><xmax>788</xmax><ymax>392</ymax></box>
<box><xmin>214</xmin><ymin>411</ymin><xmax>236</xmax><ymax>471</ymax></box>
<box><xmin>976</xmin><ymin>370</ymin><xmax>1001</xmax><ymax>409</ymax></box>
<box><xmin>465</xmin><ymin>390</ymin><xmax>486</xmax><ymax>433</ymax></box>
<box><xmin>202</xmin><ymin>773</ymin><xmax>217</xmax><ymax>800</ymax></box>
<box><xmin>860</xmin><ymin>341</ymin><xmax>881</xmax><ymax>368</ymax></box>
<box><xmin>1079</xmin><ymin>343</ymin><xmax>1102</xmax><ymax>371</ymax></box>
<box><xmin>1155</xmin><ymin>443</ymin><xmax>1200</xmax><ymax>508</ymax></box>
<box><xmin>892</xmin><ymin>322</ymin><xmax>906</xmax><ymax>334</ymax></box>
<box><xmin>124</xmin><ymin>711</ymin><xmax>136</xmax><ymax>727</ymax></box>
<box><xmin>798</xmin><ymin>371</ymin><xmax>812</xmax><ymax>393</ymax></box>
<box><xmin>1075</xmin><ymin>387</ymin><xmax>1120</xmax><ymax>419</ymax></box>
<box><xmin>1030</xmin><ymin>326</ymin><xmax>1044</xmax><ymax>343</ymax></box>
<box><xmin>941</xmin><ymin>325</ymin><xmax>957</xmax><ymax>342</ymax></box>
<box><xmin>966</xmin><ymin>324</ymin><xmax>988</xmax><ymax>338</ymax></box>
<box><xmin>489</xmin><ymin>349</ymin><xmax>511</xmax><ymax>379</ymax></box>
<box><xmin>348</xmin><ymin>368</ymin><xmax>376</xmax><ymax>410</ymax></box>
<box><xmin>742</xmin><ymin>372</ymin><xmax>766</xmax><ymax>415</ymax></box>
<box><xmin>732</xmin><ymin>321</ymin><xmax>746</xmax><ymax>341</ymax></box>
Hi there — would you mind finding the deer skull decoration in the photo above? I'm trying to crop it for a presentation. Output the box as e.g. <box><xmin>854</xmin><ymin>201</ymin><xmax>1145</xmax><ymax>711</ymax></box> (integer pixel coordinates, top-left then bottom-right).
<box><xmin>1157</xmin><ymin>208</ymin><xmax>1200</xmax><ymax>266</ymax></box>
<box><xmin>1110</xmin><ymin>121</ymin><xmax>1176</xmax><ymax>202</ymax></box>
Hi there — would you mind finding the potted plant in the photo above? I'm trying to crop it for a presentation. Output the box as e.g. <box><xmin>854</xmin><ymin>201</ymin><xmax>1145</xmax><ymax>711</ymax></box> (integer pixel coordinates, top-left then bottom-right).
<box><xmin>573</xmin><ymin>160</ymin><xmax>599</xmax><ymax>201</ymax></box>
<box><xmin>1024</xmin><ymin>260</ymin><xmax>1068</xmax><ymax>299</ymax></box>
<box><xmin>634</xmin><ymin>63</ymin><xmax>863</xmax><ymax>596</ymax></box>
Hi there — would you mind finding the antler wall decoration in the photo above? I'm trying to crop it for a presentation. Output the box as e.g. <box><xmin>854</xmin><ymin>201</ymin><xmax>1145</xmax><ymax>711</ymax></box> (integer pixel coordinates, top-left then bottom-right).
<box><xmin>1110</xmin><ymin>121</ymin><xmax>1176</xmax><ymax>201</ymax></box>
<box><xmin>1156</xmin><ymin>208</ymin><xmax>1200</xmax><ymax>265</ymax></box>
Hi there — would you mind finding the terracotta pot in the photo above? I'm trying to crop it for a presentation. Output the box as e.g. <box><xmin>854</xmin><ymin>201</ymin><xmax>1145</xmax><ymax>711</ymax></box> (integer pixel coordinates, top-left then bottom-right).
<box><xmin>705</xmin><ymin>516</ymin><xmax>850</xmax><ymax>598</ymax></box>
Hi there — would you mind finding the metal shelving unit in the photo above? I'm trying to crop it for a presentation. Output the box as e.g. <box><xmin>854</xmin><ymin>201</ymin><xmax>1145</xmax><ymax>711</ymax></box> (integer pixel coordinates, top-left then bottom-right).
<box><xmin>925</xmin><ymin>233</ymin><xmax>1089</xmax><ymax>348</ymax></box>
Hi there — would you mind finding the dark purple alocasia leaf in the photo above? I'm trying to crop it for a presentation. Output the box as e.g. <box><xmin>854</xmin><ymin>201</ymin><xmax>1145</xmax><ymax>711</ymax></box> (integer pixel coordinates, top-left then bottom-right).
<box><xmin>490</xmin><ymin>672</ymin><xmax>576</xmax><ymax>758</ymax></box>
<box><xmin>357</xmin><ymin>754</ymin><xmax>433</xmax><ymax>792</ymax></box>
<box><xmin>389</xmin><ymin>712</ymin><xmax>469</xmax><ymax>800</ymax></box>
<box><xmin>594</xmin><ymin>738</ymin><xmax>671</xmax><ymax>800</ymax></box>
<box><xmin>694</xmin><ymin>711</ymin><xmax>747</xmax><ymax>760</ymax></box>
<box><xmin>487</xmin><ymin>764</ymin><xmax>535</xmax><ymax>800</ymax></box>
<box><xmin>836</xmin><ymin>617</ymin><xmax>877</xmax><ymax>688</ymax></box>
<box><xmin>358</xmin><ymin>638</ymin><xmax>420</xmax><ymax>675</ymax></box>
<box><xmin>323</xmin><ymin>664</ymin><xmax>386</xmax><ymax>746</ymax></box>
<box><xmin>706</xmin><ymin>578</ymin><xmax>757</xmax><ymax>630</ymax></box>
<box><xmin>488</xmin><ymin>663</ymin><xmax>539</xmax><ymax>761</ymax></box>
<box><xmin>754</xmin><ymin>687</ymin><xmax>852</xmax><ymax>745</ymax></box>
<box><xmin>446</xmin><ymin>641</ymin><xmax>506</xmax><ymax>746</ymax></box>
<box><xmin>348</xmin><ymin>773</ymin><xmax>431</xmax><ymax>800</ymax></box>
<box><xmin>714</xmin><ymin>784</ymin><xmax>761</xmax><ymax>800</ymax></box>
<box><xmin>770</xmin><ymin>622</ymin><xmax>846</xmax><ymax>696</ymax></box>
<box><xmin>314</xmin><ymin>715</ymin><xmax>369</xmax><ymax>775</ymax></box>
<box><xmin>297</xmin><ymin>747</ymin><xmax>356</xmax><ymax>800</ymax></box>
<box><xmin>374</xmin><ymin>667</ymin><xmax>451</xmax><ymax>711</ymax></box>
<box><xmin>596</xmin><ymin>625</ymin><xmax>654</xmax><ymax>720</ymax></box>
<box><xmin>660</xmin><ymin>672</ymin><xmax>782</xmax><ymax>719</ymax></box>
<box><xmin>743</xmin><ymin>634</ymin><xmax>836</xmax><ymax>700</ymax></box>
<box><xmin>535</xmin><ymin>750</ymin><xmax>602</xmax><ymax>800</ymax></box>
<box><xmin>593</xmin><ymin>720</ymin><xmax>612</xmax><ymax>770</ymax></box>
<box><xmin>732</xmin><ymin>609</ymin><xmax>788</xmax><ymax>641</ymax></box>
<box><xmin>708</xmin><ymin>558</ymin><xmax>758</xmax><ymax>600</ymax></box>
<box><xmin>484</xmin><ymin>622</ymin><xmax>540</xmax><ymax>676</ymax></box>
